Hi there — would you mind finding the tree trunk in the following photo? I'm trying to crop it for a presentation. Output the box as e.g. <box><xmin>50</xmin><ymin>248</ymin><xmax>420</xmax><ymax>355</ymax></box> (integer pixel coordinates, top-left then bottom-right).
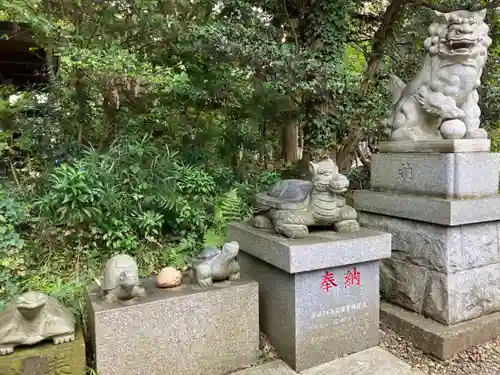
<box><xmin>281</xmin><ymin>122</ymin><xmax>299</xmax><ymax>163</ymax></box>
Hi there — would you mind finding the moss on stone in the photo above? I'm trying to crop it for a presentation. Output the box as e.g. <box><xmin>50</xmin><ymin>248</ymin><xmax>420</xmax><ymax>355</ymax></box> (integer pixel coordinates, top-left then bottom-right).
<box><xmin>0</xmin><ymin>325</ymin><xmax>85</xmax><ymax>375</ymax></box>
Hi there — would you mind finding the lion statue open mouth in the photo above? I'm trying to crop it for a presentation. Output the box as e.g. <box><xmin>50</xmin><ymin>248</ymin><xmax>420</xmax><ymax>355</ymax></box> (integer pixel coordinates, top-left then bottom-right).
<box><xmin>384</xmin><ymin>9</ymin><xmax>492</xmax><ymax>141</ymax></box>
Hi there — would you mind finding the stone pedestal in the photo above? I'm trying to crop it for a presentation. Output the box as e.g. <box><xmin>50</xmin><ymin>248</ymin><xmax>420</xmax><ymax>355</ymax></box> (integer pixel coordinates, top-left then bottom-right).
<box><xmin>0</xmin><ymin>325</ymin><xmax>85</xmax><ymax>375</ymax></box>
<box><xmin>354</xmin><ymin>141</ymin><xmax>500</xmax><ymax>359</ymax></box>
<box><xmin>86</xmin><ymin>276</ymin><xmax>259</xmax><ymax>375</ymax></box>
<box><xmin>227</xmin><ymin>222</ymin><xmax>391</xmax><ymax>372</ymax></box>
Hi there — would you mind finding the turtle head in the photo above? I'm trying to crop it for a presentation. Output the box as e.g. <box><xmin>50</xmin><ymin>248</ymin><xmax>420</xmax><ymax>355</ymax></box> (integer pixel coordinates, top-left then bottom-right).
<box><xmin>118</xmin><ymin>271</ymin><xmax>136</xmax><ymax>297</ymax></box>
<box><xmin>221</xmin><ymin>241</ymin><xmax>239</xmax><ymax>261</ymax></box>
<box><xmin>15</xmin><ymin>291</ymin><xmax>48</xmax><ymax>321</ymax></box>
<box><xmin>309</xmin><ymin>158</ymin><xmax>339</xmax><ymax>191</ymax></box>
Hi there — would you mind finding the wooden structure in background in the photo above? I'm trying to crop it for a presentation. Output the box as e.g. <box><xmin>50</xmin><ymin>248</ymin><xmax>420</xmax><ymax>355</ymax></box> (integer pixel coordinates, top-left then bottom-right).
<box><xmin>0</xmin><ymin>21</ymin><xmax>58</xmax><ymax>88</ymax></box>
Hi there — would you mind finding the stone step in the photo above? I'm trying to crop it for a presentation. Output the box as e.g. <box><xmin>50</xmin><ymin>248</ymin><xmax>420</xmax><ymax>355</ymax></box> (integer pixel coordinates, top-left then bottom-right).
<box><xmin>354</xmin><ymin>189</ymin><xmax>500</xmax><ymax>226</ymax></box>
<box><xmin>231</xmin><ymin>361</ymin><xmax>296</xmax><ymax>375</ymax></box>
<box><xmin>231</xmin><ymin>348</ymin><xmax>425</xmax><ymax>375</ymax></box>
<box><xmin>302</xmin><ymin>347</ymin><xmax>425</xmax><ymax>375</ymax></box>
<box><xmin>381</xmin><ymin>301</ymin><xmax>500</xmax><ymax>360</ymax></box>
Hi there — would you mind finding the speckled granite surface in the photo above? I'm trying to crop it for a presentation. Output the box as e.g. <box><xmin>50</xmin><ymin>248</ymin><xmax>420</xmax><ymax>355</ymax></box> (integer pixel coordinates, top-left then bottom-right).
<box><xmin>87</xmin><ymin>275</ymin><xmax>259</xmax><ymax>375</ymax></box>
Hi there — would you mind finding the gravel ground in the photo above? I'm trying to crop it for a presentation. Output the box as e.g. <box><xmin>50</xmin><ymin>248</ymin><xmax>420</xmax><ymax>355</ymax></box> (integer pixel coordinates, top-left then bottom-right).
<box><xmin>258</xmin><ymin>332</ymin><xmax>279</xmax><ymax>364</ymax></box>
<box><xmin>235</xmin><ymin>327</ymin><xmax>500</xmax><ymax>374</ymax></box>
<box><xmin>380</xmin><ymin>323</ymin><xmax>500</xmax><ymax>374</ymax></box>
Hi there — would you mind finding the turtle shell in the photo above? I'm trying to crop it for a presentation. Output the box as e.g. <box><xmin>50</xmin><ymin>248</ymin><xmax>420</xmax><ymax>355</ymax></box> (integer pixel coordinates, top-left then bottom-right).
<box><xmin>0</xmin><ymin>291</ymin><xmax>75</xmax><ymax>346</ymax></box>
<box><xmin>255</xmin><ymin>179</ymin><xmax>312</xmax><ymax>209</ymax></box>
<box><xmin>102</xmin><ymin>254</ymin><xmax>139</xmax><ymax>291</ymax></box>
<box><xmin>191</xmin><ymin>246</ymin><xmax>220</xmax><ymax>266</ymax></box>
<box><xmin>198</xmin><ymin>246</ymin><xmax>221</xmax><ymax>260</ymax></box>
<box><xmin>267</xmin><ymin>179</ymin><xmax>312</xmax><ymax>201</ymax></box>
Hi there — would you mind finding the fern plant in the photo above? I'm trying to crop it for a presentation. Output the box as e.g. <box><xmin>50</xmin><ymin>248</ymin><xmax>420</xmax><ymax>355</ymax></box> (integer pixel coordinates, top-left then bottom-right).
<box><xmin>203</xmin><ymin>188</ymin><xmax>247</xmax><ymax>247</ymax></box>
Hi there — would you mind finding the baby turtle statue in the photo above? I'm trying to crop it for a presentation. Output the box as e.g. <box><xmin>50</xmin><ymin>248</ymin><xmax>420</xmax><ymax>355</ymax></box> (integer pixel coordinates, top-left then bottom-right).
<box><xmin>253</xmin><ymin>158</ymin><xmax>360</xmax><ymax>239</ymax></box>
<box><xmin>0</xmin><ymin>291</ymin><xmax>75</xmax><ymax>355</ymax></box>
<box><xmin>189</xmin><ymin>241</ymin><xmax>240</xmax><ymax>287</ymax></box>
<box><xmin>100</xmin><ymin>254</ymin><xmax>146</xmax><ymax>303</ymax></box>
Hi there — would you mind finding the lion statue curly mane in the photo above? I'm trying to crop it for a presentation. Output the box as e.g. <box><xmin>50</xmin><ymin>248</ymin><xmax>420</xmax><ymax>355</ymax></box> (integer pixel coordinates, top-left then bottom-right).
<box><xmin>385</xmin><ymin>9</ymin><xmax>492</xmax><ymax>141</ymax></box>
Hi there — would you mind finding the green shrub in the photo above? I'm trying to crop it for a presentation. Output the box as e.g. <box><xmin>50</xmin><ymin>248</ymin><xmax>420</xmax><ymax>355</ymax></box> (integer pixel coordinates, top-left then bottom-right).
<box><xmin>0</xmin><ymin>188</ymin><xmax>28</xmax><ymax>310</ymax></box>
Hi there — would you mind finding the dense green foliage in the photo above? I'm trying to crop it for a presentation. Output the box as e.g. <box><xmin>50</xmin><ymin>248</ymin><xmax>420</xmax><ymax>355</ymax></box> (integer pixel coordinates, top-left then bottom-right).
<box><xmin>1</xmin><ymin>0</ymin><xmax>500</xmax><ymax>322</ymax></box>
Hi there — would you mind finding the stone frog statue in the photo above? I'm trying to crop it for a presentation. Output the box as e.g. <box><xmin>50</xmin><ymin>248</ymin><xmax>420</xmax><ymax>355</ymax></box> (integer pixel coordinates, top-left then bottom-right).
<box><xmin>253</xmin><ymin>158</ymin><xmax>360</xmax><ymax>239</ymax></box>
<box><xmin>384</xmin><ymin>9</ymin><xmax>492</xmax><ymax>141</ymax></box>
<box><xmin>189</xmin><ymin>241</ymin><xmax>241</xmax><ymax>287</ymax></box>
<box><xmin>0</xmin><ymin>291</ymin><xmax>76</xmax><ymax>355</ymax></box>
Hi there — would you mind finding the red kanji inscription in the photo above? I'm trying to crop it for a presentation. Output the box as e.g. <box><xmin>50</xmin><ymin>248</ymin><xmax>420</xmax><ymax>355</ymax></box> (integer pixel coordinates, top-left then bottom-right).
<box><xmin>344</xmin><ymin>267</ymin><xmax>361</xmax><ymax>288</ymax></box>
<box><xmin>320</xmin><ymin>271</ymin><xmax>337</xmax><ymax>292</ymax></box>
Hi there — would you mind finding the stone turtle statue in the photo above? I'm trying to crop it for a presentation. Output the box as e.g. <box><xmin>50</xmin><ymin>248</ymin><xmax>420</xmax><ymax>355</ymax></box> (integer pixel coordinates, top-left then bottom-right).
<box><xmin>253</xmin><ymin>158</ymin><xmax>360</xmax><ymax>239</ymax></box>
<box><xmin>100</xmin><ymin>254</ymin><xmax>146</xmax><ymax>303</ymax></box>
<box><xmin>0</xmin><ymin>291</ymin><xmax>75</xmax><ymax>355</ymax></box>
<box><xmin>190</xmin><ymin>241</ymin><xmax>240</xmax><ymax>287</ymax></box>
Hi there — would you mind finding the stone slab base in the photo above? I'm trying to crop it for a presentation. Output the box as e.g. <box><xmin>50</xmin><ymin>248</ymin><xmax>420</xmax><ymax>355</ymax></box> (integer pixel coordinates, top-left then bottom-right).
<box><xmin>302</xmin><ymin>347</ymin><xmax>425</xmax><ymax>375</ymax></box>
<box><xmin>378</xmin><ymin>139</ymin><xmax>490</xmax><ymax>153</ymax></box>
<box><xmin>354</xmin><ymin>190</ymin><xmax>500</xmax><ymax>226</ymax></box>
<box><xmin>87</xmin><ymin>276</ymin><xmax>259</xmax><ymax>375</ymax></box>
<box><xmin>380</xmin><ymin>301</ymin><xmax>500</xmax><ymax>360</ymax></box>
<box><xmin>237</xmin><ymin>251</ymin><xmax>381</xmax><ymax>372</ymax></box>
<box><xmin>228</xmin><ymin>222</ymin><xmax>391</xmax><ymax>273</ymax></box>
<box><xmin>371</xmin><ymin>152</ymin><xmax>500</xmax><ymax>199</ymax></box>
<box><xmin>230</xmin><ymin>348</ymin><xmax>425</xmax><ymax>375</ymax></box>
<box><xmin>0</xmin><ymin>325</ymin><xmax>86</xmax><ymax>375</ymax></box>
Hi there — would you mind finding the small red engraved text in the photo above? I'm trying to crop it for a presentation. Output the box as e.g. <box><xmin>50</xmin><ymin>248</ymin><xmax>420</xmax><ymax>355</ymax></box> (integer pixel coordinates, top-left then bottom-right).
<box><xmin>320</xmin><ymin>271</ymin><xmax>338</xmax><ymax>292</ymax></box>
<box><xmin>344</xmin><ymin>267</ymin><xmax>361</xmax><ymax>288</ymax></box>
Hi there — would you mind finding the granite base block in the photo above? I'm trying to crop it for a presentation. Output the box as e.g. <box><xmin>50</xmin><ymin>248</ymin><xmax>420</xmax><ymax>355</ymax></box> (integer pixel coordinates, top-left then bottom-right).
<box><xmin>354</xmin><ymin>190</ymin><xmax>500</xmax><ymax>226</ymax></box>
<box><xmin>0</xmin><ymin>325</ymin><xmax>85</xmax><ymax>375</ymax></box>
<box><xmin>86</xmin><ymin>276</ymin><xmax>259</xmax><ymax>375</ymax></box>
<box><xmin>378</xmin><ymin>139</ymin><xmax>491</xmax><ymax>153</ymax></box>
<box><xmin>381</xmin><ymin>258</ymin><xmax>500</xmax><ymax>324</ymax></box>
<box><xmin>370</xmin><ymin>152</ymin><xmax>500</xmax><ymax>198</ymax></box>
<box><xmin>228</xmin><ymin>223</ymin><xmax>390</xmax><ymax>372</ymax></box>
<box><xmin>381</xmin><ymin>301</ymin><xmax>500</xmax><ymax>360</ymax></box>
<box><xmin>238</xmin><ymin>251</ymin><xmax>380</xmax><ymax>372</ymax></box>
<box><xmin>359</xmin><ymin>212</ymin><xmax>500</xmax><ymax>274</ymax></box>
<box><xmin>359</xmin><ymin>212</ymin><xmax>500</xmax><ymax>325</ymax></box>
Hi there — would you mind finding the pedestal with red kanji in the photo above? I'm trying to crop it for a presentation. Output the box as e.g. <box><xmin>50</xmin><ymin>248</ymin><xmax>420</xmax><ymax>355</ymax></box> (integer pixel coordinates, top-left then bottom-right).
<box><xmin>228</xmin><ymin>222</ymin><xmax>391</xmax><ymax>372</ymax></box>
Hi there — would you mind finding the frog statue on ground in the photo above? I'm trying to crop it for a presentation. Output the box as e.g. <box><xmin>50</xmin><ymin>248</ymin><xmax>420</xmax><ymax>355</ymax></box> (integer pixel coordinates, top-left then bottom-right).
<box><xmin>0</xmin><ymin>291</ymin><xmax>76</xmax><ymax>355</ymax></box>
<box><xmin>252</xmin><ymin>158</ymin><xmax>360</xmax><ymax>239</ymax></box>
<box><xmin>384</xmin><ymin>9</ymin><xmax>492</xmax><ymax>141</ymax></box>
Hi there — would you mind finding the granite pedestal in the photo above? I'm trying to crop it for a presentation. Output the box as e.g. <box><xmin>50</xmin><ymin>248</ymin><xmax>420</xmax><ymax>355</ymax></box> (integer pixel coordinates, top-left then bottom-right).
<box><xmin>354</xmin><ymin>140</ymin><xmax>500</xmax><ymax>359</ymax></box>
<box><xmin>228</xmin><ymin>222</ymin><xmax>391</xmax><ymax>372</ymax></box>
<box><xmin>86</xmin><ymin>276</ymin><xmax>259</xmax><ymax>375</ymax></box>
<box><xmin>0</xmin><ymin>325</ymin><xmax>85</xmax><ymax>375</ymax></box>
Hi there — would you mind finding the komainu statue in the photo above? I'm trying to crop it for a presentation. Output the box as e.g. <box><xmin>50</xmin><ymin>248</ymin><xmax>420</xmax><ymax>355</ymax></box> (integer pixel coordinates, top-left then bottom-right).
<box><xmin>385</xmin><ymin>9</ymin><xmax>492</xmax><ymax>141</ymax></box>
<box><xmin>253</xmin><ymin>158</ymin><xmax>360</xmax><ymax>239</ymax></box>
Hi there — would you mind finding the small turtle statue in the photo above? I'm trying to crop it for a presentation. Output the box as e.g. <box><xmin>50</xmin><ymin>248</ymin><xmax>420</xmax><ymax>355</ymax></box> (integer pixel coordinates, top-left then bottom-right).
<box><xmin>190</xmin><ymin>241</ymin><xmax>241</xmax><ymax>287</ymax></box>
<box><xmin>0</xmin><ymin>291</ymin><xmax>75</xmax><ymax>355</ymax></box>
<box><xmin>100</xmin><ymin>254</ymin><xmax>146</xmax><ymax>303</ymax></box>
<box><xmin>253</xmin><ymin>158</ymin><xmax>360</xmax><ymax>238</ymax></box>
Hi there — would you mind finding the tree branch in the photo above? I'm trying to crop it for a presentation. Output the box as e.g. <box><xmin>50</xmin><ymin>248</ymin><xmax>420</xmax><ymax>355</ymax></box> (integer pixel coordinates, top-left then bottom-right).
<box><xmin>350</xmin><ymin>12</ymin><xmax>381</xmax><ymax>23</ymax></box>
<box><xmin>413</xmin><ymin>0</ymin><xmax>500</xmax><ymax>12</ymax></box>
<box><xmin>361</xmin><ymin>0</ymin><xmax>408</xmax><ymax>92</ymax></box>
